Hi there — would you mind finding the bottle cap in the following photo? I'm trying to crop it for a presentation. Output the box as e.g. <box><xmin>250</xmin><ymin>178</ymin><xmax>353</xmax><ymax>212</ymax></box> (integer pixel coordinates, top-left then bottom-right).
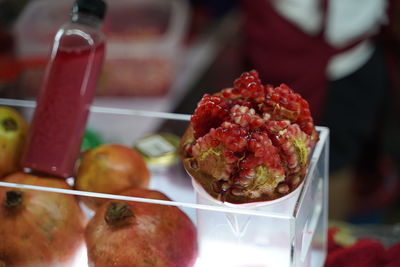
<box><xmin>72</xmin><ymin>0</ymin><xmax>107</xmax><ymax>20</ymax></box>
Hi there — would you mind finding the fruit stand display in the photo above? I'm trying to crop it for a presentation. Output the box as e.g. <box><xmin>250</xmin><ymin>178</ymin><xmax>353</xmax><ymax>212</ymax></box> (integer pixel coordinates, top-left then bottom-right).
<box><xmin>0</xmin><ymin>103</ymin><xmax>328</xmax><ymax>266</ymax></box>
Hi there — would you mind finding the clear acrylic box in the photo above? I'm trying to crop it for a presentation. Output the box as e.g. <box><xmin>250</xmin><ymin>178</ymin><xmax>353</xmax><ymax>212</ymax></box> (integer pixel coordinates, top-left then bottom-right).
<box><xmin>0</xmin><ymin>99</ymin><xmax>329</xmax><ymax>267</ymax></box>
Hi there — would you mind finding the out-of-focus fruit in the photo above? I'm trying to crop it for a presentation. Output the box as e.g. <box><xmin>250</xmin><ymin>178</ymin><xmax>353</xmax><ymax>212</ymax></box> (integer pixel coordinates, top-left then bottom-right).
<box><xmin>75</xmin><ymin>144</ymin><xmax>150</xmax><ymax>210</ymax></box>
<box><xmin>85</xmin><ymin>188</ymin><xmax>198</xmax><ymax>267</ymax></box>
<box><xmin>180</xmin><ymin>70</ymin><xmax>318</xmax><ymax>204</ymax></box>
<box><xmin>0</xmin><ymin>172</ymin><xmax>85</xmax><ymax>266</ymax></box>
<box><xmin>0</xmin><ymin>106</ymin><xmax>27</xmax><ymax>178</ymax></box>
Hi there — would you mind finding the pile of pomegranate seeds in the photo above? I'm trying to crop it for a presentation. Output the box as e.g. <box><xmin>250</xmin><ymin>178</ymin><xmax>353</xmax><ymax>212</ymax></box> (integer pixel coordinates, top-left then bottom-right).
<box><xmin>181</xmin><ymin>70</ymin><xmax>318</xmax><ymax>203</ymax></box>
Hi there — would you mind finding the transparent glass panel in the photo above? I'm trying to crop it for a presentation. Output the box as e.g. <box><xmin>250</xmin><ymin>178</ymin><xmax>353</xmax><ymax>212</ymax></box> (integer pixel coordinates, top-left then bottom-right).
<box><xmin>293</xmin><ymin>128</ymin><xmax>329</xmax><ymax>267</ymax></box>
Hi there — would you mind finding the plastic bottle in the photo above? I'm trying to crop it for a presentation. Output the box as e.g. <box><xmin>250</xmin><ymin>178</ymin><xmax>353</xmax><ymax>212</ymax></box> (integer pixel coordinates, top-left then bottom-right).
<box><xmin>21</xmin><ymin>0</ymin><xmax>107</xmax><ymax>178</ymax></box>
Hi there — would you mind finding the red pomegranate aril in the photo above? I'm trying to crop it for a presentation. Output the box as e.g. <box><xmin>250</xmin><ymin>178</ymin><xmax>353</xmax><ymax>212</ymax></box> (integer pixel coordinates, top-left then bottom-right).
<box><xmin>249</xmin><ymin>70</ymin><xmax>259</xmax><ymax>78</ymax></box>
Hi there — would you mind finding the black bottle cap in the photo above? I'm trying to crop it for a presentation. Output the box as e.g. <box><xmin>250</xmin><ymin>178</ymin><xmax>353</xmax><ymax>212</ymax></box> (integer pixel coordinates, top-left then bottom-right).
<box><xmin>72</xmin><ymin>0</ymin><xmax>107</xmax><ymax>20</ymax></box>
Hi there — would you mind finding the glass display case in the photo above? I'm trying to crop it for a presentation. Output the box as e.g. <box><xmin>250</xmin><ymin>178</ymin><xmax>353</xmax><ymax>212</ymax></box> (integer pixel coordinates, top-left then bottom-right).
<box><xmin>0</xmin><ymin>98</ymin><xmax>329</xmax><ymax>267</ymax></box>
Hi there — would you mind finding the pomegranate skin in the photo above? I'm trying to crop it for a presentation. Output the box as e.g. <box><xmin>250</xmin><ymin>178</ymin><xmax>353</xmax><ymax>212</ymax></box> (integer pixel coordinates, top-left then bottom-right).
<box><xmin>0</xmin><ymin>172</ymin><xmax>86</xmax><ymax>267</ymax></box>
<box><xmin>75</xmin><ymin>143</ymin><xmax>150</xmax><ymax>210</ymax></box>
<box><xmin>85</xmin><ymin>188</ymin><xmax>198</xmax><ymax>267</ymax></box>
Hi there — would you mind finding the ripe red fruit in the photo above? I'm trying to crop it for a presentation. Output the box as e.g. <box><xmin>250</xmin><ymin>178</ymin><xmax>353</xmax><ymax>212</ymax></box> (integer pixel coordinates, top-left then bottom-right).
<box><xmin>325</xmin><ymin>239</ymin><xmax>386</xmax><ymax>267</ymax></box>
<box><xmin>0</xmin><ymin>172</ymin><xmax>85</xmax><ymax>266</ymax></box>
<box><xmin>85</xmin><ymin>188</ymin><xmax>198</xmax><ymax>267</ymax></box>
<box><xmin>191</xmin><ymin>94</ymin><xmax>230</xmax><ymax>139</ymax></box>
<box><xmin>385</xmin><ymin>243</ymin><xmax>400</xmax><ymax>263</ymax></box>
<box><xmin>180</xmin><ymin>70</ymin><xmax>318</xmax><ymax>203</ymax></box>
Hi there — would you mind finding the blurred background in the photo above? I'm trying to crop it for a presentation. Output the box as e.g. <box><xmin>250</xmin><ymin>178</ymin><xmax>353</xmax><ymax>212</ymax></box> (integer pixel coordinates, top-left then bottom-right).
<box><xmin>1</xmin><ymin>0</ymin><xmax>399</xmax><ymax>226</ymax></box>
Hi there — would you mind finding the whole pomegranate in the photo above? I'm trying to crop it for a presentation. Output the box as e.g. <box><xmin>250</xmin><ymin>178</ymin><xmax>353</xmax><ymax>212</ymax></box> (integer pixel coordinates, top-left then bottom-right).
<box><xmin>180</xmin><ymin>70</ymin><xmax>318</xmax><ymax>204</ymax></box>
<box><xmin>75</xmin><ymin>143</ymin><xmax>150</xmax><ymax>210</ymax></box>
<box><xmin>0</xmin><ymin>172</ymin><xmax>86</xmax><ymax>266</ymax></box>
<box><xmin>0</xmin><ymin>106</ymin><xmax>27</xmax><ymax>178</ymax></box>
<box><xmin>85</xmin><ymin>188</ymin><xmax>198</xmax><ymax>267</ymax></box>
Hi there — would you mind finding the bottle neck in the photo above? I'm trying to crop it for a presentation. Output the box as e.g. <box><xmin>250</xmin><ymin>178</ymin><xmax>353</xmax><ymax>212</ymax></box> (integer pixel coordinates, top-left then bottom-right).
<box><xmin>71</xmin><ymin>12</ymin><xmax>103</xmax><ymax>28</ymax></box>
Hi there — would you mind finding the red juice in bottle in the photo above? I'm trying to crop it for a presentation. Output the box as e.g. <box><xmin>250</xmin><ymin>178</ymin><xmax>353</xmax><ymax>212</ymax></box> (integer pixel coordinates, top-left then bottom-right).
<box><xmin>21</xmin><ymin>0</ymin><xmax>107</xmax><ymax>178</ymax></box>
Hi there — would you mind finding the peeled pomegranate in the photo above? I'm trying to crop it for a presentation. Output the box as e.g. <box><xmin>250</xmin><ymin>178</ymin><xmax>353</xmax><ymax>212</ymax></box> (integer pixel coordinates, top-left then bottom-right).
<box><xmin>0</xmin><ymin>172</ymin><xmax>85</xmax><ymax>266</ymax></box>
<box><xmin>0</xmin><ymin>106</ymin><xmax>27</xmax><ymax>178</ymax></box>
<box><xmin>85</xmin><ymin>188</ymin><xmax>198</xmax><ymax>267</ymax></box>
<box><xmin>75</xmin><ymin>143</ymin><xmax>150</xmax><ymax>210</ymax></box>
<box><xmin>180</xmin><ymin>70</ymin><xmax>318</xmax><ymax>204</ymax></box>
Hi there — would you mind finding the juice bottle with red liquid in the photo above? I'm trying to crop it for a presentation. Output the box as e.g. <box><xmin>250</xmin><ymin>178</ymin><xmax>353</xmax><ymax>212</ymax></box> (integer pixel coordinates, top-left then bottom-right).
<box><xmin>21</xmin><ymin>0</ymin><xmax>107</xmax><ymax>178</ymax></box>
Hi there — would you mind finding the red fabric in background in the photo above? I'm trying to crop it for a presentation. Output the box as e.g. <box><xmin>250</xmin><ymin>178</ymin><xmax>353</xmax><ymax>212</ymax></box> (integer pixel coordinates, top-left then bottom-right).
<box><xmin>240</xmin><ymin>0</ymin><xmax>375</xmax><ymax>123</ymax></box>
<box><xmin>241</xmin><ymin>0</ymin><xmax>332</xmax><ymax>122</ymax></box>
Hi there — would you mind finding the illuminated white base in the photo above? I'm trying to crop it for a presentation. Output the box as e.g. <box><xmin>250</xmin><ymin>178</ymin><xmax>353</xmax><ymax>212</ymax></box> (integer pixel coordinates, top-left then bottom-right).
<box><xmin>194</xmin><ymin>239</ymin><xmax>290</xmax><ymax>267</ymax></box>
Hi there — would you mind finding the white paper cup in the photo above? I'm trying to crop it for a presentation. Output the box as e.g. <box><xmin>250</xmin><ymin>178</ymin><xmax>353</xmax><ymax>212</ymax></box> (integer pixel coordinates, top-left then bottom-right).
<box><xmin>188</xmin><ymin>172</ymin><xmax>306</xmax><ymax>267</ymax></box>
